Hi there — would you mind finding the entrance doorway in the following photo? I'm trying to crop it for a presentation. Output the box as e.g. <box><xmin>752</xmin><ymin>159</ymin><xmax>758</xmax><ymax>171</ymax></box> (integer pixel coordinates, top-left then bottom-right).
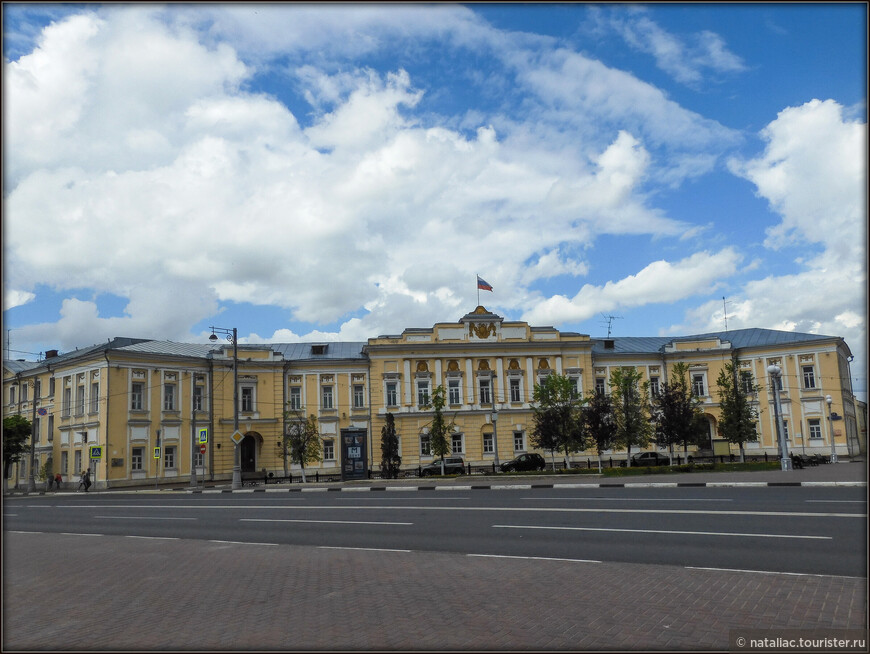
<box><xmin>240</xmin><ymin>435</ymin><xmax>256</xmax><ymax>473</ymax></box>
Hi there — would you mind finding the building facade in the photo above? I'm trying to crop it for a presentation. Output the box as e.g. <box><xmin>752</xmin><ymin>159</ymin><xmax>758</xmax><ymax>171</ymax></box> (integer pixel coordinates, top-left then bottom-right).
<box><xmin>3</xmin><ymin>307</ymin><xmax>861</xmax><ymax>490</ymax></box>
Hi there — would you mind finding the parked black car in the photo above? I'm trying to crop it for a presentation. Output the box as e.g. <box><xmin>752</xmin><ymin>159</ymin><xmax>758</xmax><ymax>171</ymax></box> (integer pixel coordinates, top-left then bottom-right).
<box><xmin>500</xmin><ymin>452</ymin><xmax>546</xmax><ymax>472</ymax></box>
<box><xmin>420</xmin><ymin>457</ymin><xmax>465</xmax><ymax>476</ymax></box>
<box><xmin>630</xmin><ymin>451</ymin><xmax>671</xmax><ymax>467</ymax></box>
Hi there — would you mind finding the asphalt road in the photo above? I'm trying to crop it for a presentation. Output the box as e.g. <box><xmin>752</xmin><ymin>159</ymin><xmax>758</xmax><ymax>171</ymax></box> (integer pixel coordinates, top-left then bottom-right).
<box><xmin>5</xmin><ymin>485</ymin><xmax>866</xmax><ymax>576</ymax></box>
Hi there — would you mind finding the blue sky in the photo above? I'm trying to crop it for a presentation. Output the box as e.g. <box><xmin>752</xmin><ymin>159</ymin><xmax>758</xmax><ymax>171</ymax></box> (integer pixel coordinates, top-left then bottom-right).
<box><xmin>2</xmin><ymin>3</ymin><xmax>867</xmax><ymax>399</ymax></box>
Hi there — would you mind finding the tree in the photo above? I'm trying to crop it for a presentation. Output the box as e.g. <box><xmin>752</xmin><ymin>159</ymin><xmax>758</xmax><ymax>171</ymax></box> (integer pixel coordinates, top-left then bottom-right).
<box><xmin>380</xmin><ymin>413</ymin><xmax>402</xmax><ymax>479</ymax></box>
<box><xmin>284</xmin><ymin>412</ymin><xmax>322</xmax><ymax>482</ymax></box>
<box><xmin>609</xmin><ymin>367</ymin><xmax>653</xmax><ymax>466</ymax></box>
<box><xmin>583</xmin><ymin>390</ymin><xmax>617</xmax><ymax>472</ymax></box>
<box><xmin>531</xmin><ymin>374</ymin><xmax>587</xmax><ymax>470</ymax></box>
<box><xmin>716</xmin><ymin>355</ymin><xmax>760</xmax><ymax>462</ymax></box>
<box><xmin>426</xmin><ymin>386</ymin><xmax>453</xmax><ymax>475</ymax></box>
<box><xmin>652</xmin><ymin>362</ymin><xmax>707</xmax><ymax>463</ymax></box>
<box><xmin>3</xmin><ymin>414</ymin><xmax>31</xmax><ymax>489</ymax></box>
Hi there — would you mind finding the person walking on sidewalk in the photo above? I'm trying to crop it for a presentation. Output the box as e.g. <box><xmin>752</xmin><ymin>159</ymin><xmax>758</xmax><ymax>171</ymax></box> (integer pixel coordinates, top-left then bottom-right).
<box><xmin>78</xmin><ymin>469</ymin><xmax>91</xmax><ymax>492</ymax></box>
<box><xmin>54</xmin><ymin>472</ymin><xmax>62</xmax><ymax>492</ymax></box>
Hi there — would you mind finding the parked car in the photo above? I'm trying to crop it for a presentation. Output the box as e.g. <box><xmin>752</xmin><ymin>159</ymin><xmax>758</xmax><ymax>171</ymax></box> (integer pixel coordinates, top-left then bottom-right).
<box><xmin>630</xmin><ymin>451</ymin><xmax>671</xmax><ymax>467</ymax></box>
<box><xmin>500</xmin><ymin>452</ymin><xmax>546</xmax><ymax>473</ymax></box>
<box><xmin>420</xmin><ymin>457</ymin><xmax>465</xmax><ymax>476</ymax></box>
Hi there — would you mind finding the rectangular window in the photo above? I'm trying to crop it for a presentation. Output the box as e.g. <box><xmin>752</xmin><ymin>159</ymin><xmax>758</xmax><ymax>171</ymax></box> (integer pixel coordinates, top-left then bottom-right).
<box><xmin>782</xmin><ymin>420</ymin><xmax>789</xmax><ymax>441</ymax></box>
<box><xmin>740</xmin><ymin>372</ymin><xmax>754</xmax><ymax>394</ymax></box>
<box><xmin>35</xmin><ymin>379</ymin><xmax>41</xmax><ymax>400</ymax></box>
<box><xmin>417</xmin><ymin>381</ymin><xmax>430</xmax><ymax>407</ymax></box>
<box><xmin>385</xmin><ymin>382</ymin><xmax>398</xmax><ymax>407</ymax></box>
<box><xmin>164</xmin><ymin>446</ymin><xmax>176</xmax><ymax>469</ymax></box>
<box><xmin>289</xmin><ymin>387</ymin><xmax>302</xmax><ymax>411</ymax></box>
<box><xmin>22</xmin><ymin>384</ymin><xmax>28</xmax><ymax>403</ymax></box>
<box><xmin>808</xmin><ymin>419</ymin><xmax>823</xmax><ymax>440</ymax></box>
<box><xmin>451</xmin><ymin>434</ymin><xmax>463</xmax><ymax>454</ymax></box>
<box><xmin>241</xmin><ymin>387</ymin><xmax>254</xmax><ymax>412</ymax></box>
<box><xmin>193</xmin><ymin>385</ymin><xmax>204</xmax><ymax>412</ymax></box>
<box><xmin>323</xmin><ymin>439</ymin><xmax>335</xmax><ymax>460</ymax></box>
<box><xmin>131</xmin><ymin>382</ymin><xmax>144</xmax><ymax>411</ymax></box>
<box><xmin>509</xmin><ymin>378</ymin><xmax>521</xmax><ymax>403</ymax></box>
<box><xmin>9</xmin><ymin>385</ymin><xmax>16</xmax><ymax>405</ymax></box>
<box><xmin>74</xmin><ymin>450</ymin><xmax>82</xmax><ymax>475</ymax></box>
<box><xmin>569</xmin><ymin>377</ymin><xmax>581</xmax><ymax>399</ymax></box>
<box><xmin>63</xmin><ymin>387</ymin><xmax>71</xmax><ymax>416</ymax></box>
<box><xmin>61</xmin><ymin>451</ymin><xmax>68</xmax><ymax>476</ymax></box>
<box><xmin>33</xmin><ymin>418</ymin><xmax>40</xmax><ymax>444</ymax></box>
<box><xmin>194</xmin><ymin>450</ymin><xmax>204</xmax><ymax>467</ymax></box>
<box><xmin>478</xmin><ymin>379</ymin><xmax>492</xmax><ymax>404</ymax></box>
<box><xmin>483</xmin><ymin>432</ymin><xmax>494</xmax><ymax>454</ymax></box>
<box><xmin>90</xmin><ymin>382</ymin><xmax>99</xmax><ymax>413</ymax></box>
<box><xmin>448</xmin><ymin>379</ymin><xmax>461</xmax><ymax>405</ymax></box>
<box><xmin>321</xmin><ymin>386</ymin><xmax>334</xmax><ymax>409</ymax></box>
<box><xmin>692</xmin><ymin>374</ymin><xmax>706</xmax><ymax>397</ymax></box>
<box><xmin>420</xmin><ymin>434</ymin><xmax>431</xmax><ymax>456</ymax></box>
<box><xmin>163</xmin><ymin>383</ymin><xmax>176</xmax><ymax>411</ymax></box>
<box><xmin>49</xmin><ymin>378</ymin><xmax>55</xmax><ymax>396</ymax></box>
<box><xmin>595</xmin><ymin>378</ymin><xmax>606</xmax><ymax>395</ymax></box>
<box><xmin>649</xmin><ymin>377</ymin><xmax>660</xmax><ymax>397</ymax></box>
<box><xmin>353</xmin><ymin>385</ymin><xmax>365</xmax><ymax>408</ymax></box>
<box><xmin>76</xmin><ymin>385</ymin><xmax>85</xmax><ymax>415</ymax></box>
<box><xmin>802</xmin><ymin>366</ymin><xmax>816</xmax><ymax>389</ymax></box>
<box><xmin>131</xmin><ymin>447</ymin><xmax>144</xmax><ymax>471</ymax></box>
<box><xmin>47</xmin><ymin>415</ymin><xmax>54</xmax><ymax>442</ymax></box>
<box><xmin>513</xmin><ymin>431</ymin><xmax>525</xmax><ymax>452</ymax></box>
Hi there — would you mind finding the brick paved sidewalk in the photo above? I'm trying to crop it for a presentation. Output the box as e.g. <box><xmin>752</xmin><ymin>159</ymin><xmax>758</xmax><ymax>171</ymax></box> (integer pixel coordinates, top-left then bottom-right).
<box><xmin>3</xmin><ymin>532</ymin><xmax>866</xmax><ymax>651</ymax></box>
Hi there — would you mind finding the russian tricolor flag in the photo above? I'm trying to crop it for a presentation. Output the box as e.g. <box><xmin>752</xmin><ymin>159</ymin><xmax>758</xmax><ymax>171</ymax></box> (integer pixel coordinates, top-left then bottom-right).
<box><xmin>477</xmin><ymin>276</ymin><xmax>493</xmax><ymax>292</ymax></box>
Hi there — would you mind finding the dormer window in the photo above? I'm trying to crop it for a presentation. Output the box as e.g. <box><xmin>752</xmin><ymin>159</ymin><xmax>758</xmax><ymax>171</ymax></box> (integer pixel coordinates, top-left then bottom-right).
<box><xmin>311</xmin><ymin>344</ymin><xmax>327</xmax><ymax>355</ymax></box>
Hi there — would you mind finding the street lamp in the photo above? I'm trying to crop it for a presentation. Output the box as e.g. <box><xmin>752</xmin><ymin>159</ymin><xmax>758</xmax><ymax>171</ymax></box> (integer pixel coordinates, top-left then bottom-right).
<box><xmin>491</xmin><ymin>408</ymin><xmax>500</xmax><ymax>469</ymax></box>
<box><xmin>27</xmin><ymin>381</ymin><xmax>38</xmax><ymax>494</ymax></box>
<box><xmin>825</xmin><ymin>395</ymin><xmax>839</xmax><ymax>463</ymax></box>
<box><xmin>210</xmin><ymin>326</ymin><xmax>240</xmax><ymax>490</ymax></box>
<box><xmin>767</xmin><ymin>365</ymin><xmax>792</xmax><ymax>471</ymax></box>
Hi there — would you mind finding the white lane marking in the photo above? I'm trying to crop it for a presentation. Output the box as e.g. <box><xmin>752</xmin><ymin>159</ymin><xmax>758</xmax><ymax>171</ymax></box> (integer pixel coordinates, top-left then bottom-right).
<box><xmin>59</xmin><ymin>532</ymin><xmax>103</xmax><ymax>537</ymax></box>
<box><xmin>9</xmin><ymin>530</ymin><xmax>39</xmax><ymax>534</ymax></box>
<box><xmin>805</xmin><ymin>500</ymin><xmax>866</xmax><ymax>503</ymax></box>
<box><xmin>95</xmin><ymin>516</ymin><xmax>197</xmax><ymax>520</ymax></box>
<box><xmin>241</xmin><ymin>518</ymin><xmax>412</xmax><ymax>526</ymax></box>
<box><xmin>686</xmin><ymin>566</ymin><xmax>866</xmax><ymax>579</ymax></box>
<box><xmin>318</xmin><ymin>546</ymin><xmax>411</xmax><ymax>553</ymax></box>
<box><xmin>468</xmin><ymin>553</ymin><xmax>601</xmax><ymax>564</ymax></box>
<box><xmin>333</xmin><ymin>496</ymin><xmax>470</xmax><ymax>501</ymax></box>
<box><xmin>521</xmin><ymin>497</ymin><xmax>734</xmax><ymax>502</ymax></box>
<box><xmin>54</xmin><ymin>504</ymin><xmax>866</xmax><ymax>518</ymax></box>
<box><xmin>208</xmin><ymin>540</ymin><xmax>279</xmax><ymax>546</ymax></box>
<box><xmin>125</xmin><ymin>535</ymin><xmax>180</xmax><ymax>541</ymax></box>
<box><xmin>493</xmin><ymin>525</ymin><xmax>831</xmax><ymax>540</ymax></box>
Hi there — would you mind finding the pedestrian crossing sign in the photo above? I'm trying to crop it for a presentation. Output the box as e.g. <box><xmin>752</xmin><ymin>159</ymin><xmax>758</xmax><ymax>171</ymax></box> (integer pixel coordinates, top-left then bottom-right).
<box><xmin>198</xmin><ymin>428</ymin><xmax>208</xmax><ymax>444</ymax></box>
<box><xmin>89</xmin><ymin>446</ymin><xmax>103</xmax><ymax>459</ymax></box>
<box><xmin>154</xmin><ymin>447</ymin><xmax>161</xmax><ymax>459</ymax></box>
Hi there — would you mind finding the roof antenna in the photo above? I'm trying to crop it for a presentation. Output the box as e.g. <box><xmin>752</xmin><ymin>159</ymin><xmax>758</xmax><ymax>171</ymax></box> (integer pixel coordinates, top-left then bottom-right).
<box><xmin>722</xmin><ymin>297</ymin><xmax>732</xmax><ymax>332</ymax></box>
<box><xmin>600</xmin><ymin>314</ymin><xmax>622</xmax><ymax>338</ymax></box>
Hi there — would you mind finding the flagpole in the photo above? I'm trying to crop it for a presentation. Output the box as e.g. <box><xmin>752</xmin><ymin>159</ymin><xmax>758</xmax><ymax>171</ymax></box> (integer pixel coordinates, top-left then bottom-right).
<box><xmin>477</xmin><ymin>276</ymin><xmax>480</xmax><ymax>306</ymax></box>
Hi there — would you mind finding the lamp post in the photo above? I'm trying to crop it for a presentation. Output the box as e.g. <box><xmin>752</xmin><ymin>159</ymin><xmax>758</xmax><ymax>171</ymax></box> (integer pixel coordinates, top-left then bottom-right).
<box><xmin>825</xmin><ymin>395</ymin><xmax>839</xmax><ymax>463</ymax></box>
<box><xmin>767</xmin><ymin>365</ymin><xmax>792</xmax><ymax>471</ymax></box>
<box><xmin>27</xmin><ymin>381</ymin><xmax>37</xmax><ymax>494</ymax></box>
<box><xmin>491</xmin><ymin>408</ymin><xmax>500</xmax><ymax>469</ymax></box>
<box><xmin>210</xmin><ymin>326</ymin><xmax>240</xmax><ymax>490</ymax></box>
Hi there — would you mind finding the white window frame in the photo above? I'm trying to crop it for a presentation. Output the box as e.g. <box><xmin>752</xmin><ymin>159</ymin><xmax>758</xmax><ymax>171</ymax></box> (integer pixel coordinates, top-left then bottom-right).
<box><xmin>241</xmin><ymin>385</ymin><xmax>255</xmax><ymax>413</ymax></box>
<box><xmin>451</xmin><ymin>433</ymin><xmax>464</xmax><ymax>455</ymax></box>
<box><xmin>448</xmin><ymin>379</ymin><xmax>461</xmax><ymax>405</ymax></box>
<box><xmin>483</xmin><ymin>432</ymin><xmax>494</xmax><ymax>454</ymax></box>
<box><xmin>131</xmin><ymin>382</ymin><xmax>144</xmax><ymax>411</ymax></box>
<box><xmin>649</xmin><ymin>376</ymin><xmax>660</xmax><ymax>398</ymax></box>
<box><xmin>164</xmin><ymin>446</ymin><xmax>176</xmax><ymax>470</ymax></box>
<box><xmin>808</xmin><ymin>419</ymin><xmax>823</xmax><ymax>440</ymax></box>
<box><xmin>594</xmin><ymin>378</ymin><xmax>606</xmax><ymax>395</ymax></box>
<box><xmin>90</xmin><ymin>382</ymin><xmax>99</xmax><ymax>414</ymax></box>
<box><xmin>513</xmin><ymin>431</ymin><xmax>525</xmax><ymax>452</ymax></box>
<box><xmin>321</xmin><ymin>385</ymin><xmax>334</xmax><ymax>410</ymax></box>
<box><xmin>416</xmin><ymin>380</ymin><xmax>430</xmax><ymax>408</ymax></box>
<box><xmin>802</xmin><ymin>366</ymin><xmax>817</xmax><ymax>389</ymax></box>
<box><xmin>131</xmin><ymin>447</ymin><xmax>144</xmax><ymax>471</ymax></box>
<box><xmin>478</xmin><ymin>378</ymin><xmax>492</xmax><ymax>405</ymax></box>
<box><xmin>509</xmin><ymin>377</ymin><xmax>522</xmax><ymax>403</ymax></box>
<box><xmin>691</xmin><ymin>374</ymin><xmax>706</xmax><ymax>398</ymax></box>
<box><xmin>289</xmin><ymin>386</ymin><xmax>302</xmax><ymax>411</ymax></box>
<box><xmin>385</xmin><ymin>382</ymin><xmax>398</xmax><ymax>408</ymax></box>
<box><xmin>76</xmin><ymin>384</ymin><xmax>85</xmax><ymax>416</ymax></box>
<box><xmin>323</xmin><ymin>439</ymin><xmax>335</xmax><ymax>460</ymax></box>
<box><xmin>353</xmin><ymin>384</ymin><xmax>365</xmax><ymax>409</ymax></box>
<box><xmin>420</xmin><ymin>433</ymin><xmax>431</xmax><ymax>457</ymax></box>
<box><xmin>163</xmin><ymin>383</ymin><xmax>177</xmax><ymax>411</ymax></box>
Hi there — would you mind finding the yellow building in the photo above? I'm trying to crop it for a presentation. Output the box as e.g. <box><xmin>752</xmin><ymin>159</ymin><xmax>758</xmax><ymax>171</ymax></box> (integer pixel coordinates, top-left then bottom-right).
<box><xmin>3</xmin><ymin>307</ymin><xmax>860</xmax><ymax>489</ymax></box>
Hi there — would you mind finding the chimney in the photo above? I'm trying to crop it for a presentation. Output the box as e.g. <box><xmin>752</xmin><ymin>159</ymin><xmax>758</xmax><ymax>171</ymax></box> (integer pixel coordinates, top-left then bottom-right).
<box><xmin>604</xmin><ymin>340</ymin><xmax>615</xmax><ymax>350</ymax></box>
<box><xmin>45</xmin><ymin>350</ymin><xmax>59</xmax><ymax>359</ymax></box>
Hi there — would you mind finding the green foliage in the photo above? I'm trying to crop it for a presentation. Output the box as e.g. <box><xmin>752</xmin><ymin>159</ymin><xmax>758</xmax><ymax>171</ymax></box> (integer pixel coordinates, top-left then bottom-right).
<box><xmin>283</xmin><ymin>411</ymin><xmax>322</xmax><ymax>481</ymax></box>
<box><xmin>609</xmin><ymin>367</ymin><xmax>653</xmax><ymax>465</ymax></box>
<box><xmin>583</xmin><ymin>390</ymin><xmax>617</xmax><ymax>458</ymax></box>
<box><xmin>716</xmin><ymin>355</ymin><xmax>760</xmax><ymax>461</ymax></box>
<box><xmin>426</xmin><ymin>386</ymin><xmax>453</xmax><ymax>472</ymax></box>
<box><xmin>531</xmin><ymin>374</ymin><xmax>587</xmax><ymax>468</ymax></box>
<box><xmin>380</xmin><ymin>413</ymin><xmax>402</xmax><ymax>479</ymax></box>
<box><xmin>38</xmin><ymin>459</ymin><xmax>52</xmax><ymax>482</ymax></box>
<box><xmin>652</xmin><ymin>362</ymin><xmax>707</xmax><ymax>458</ymax></box>
<box><xmin>3</xmin><ymin>414</ymin><xmax>31</xmax><ymax>479</ymax></box>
